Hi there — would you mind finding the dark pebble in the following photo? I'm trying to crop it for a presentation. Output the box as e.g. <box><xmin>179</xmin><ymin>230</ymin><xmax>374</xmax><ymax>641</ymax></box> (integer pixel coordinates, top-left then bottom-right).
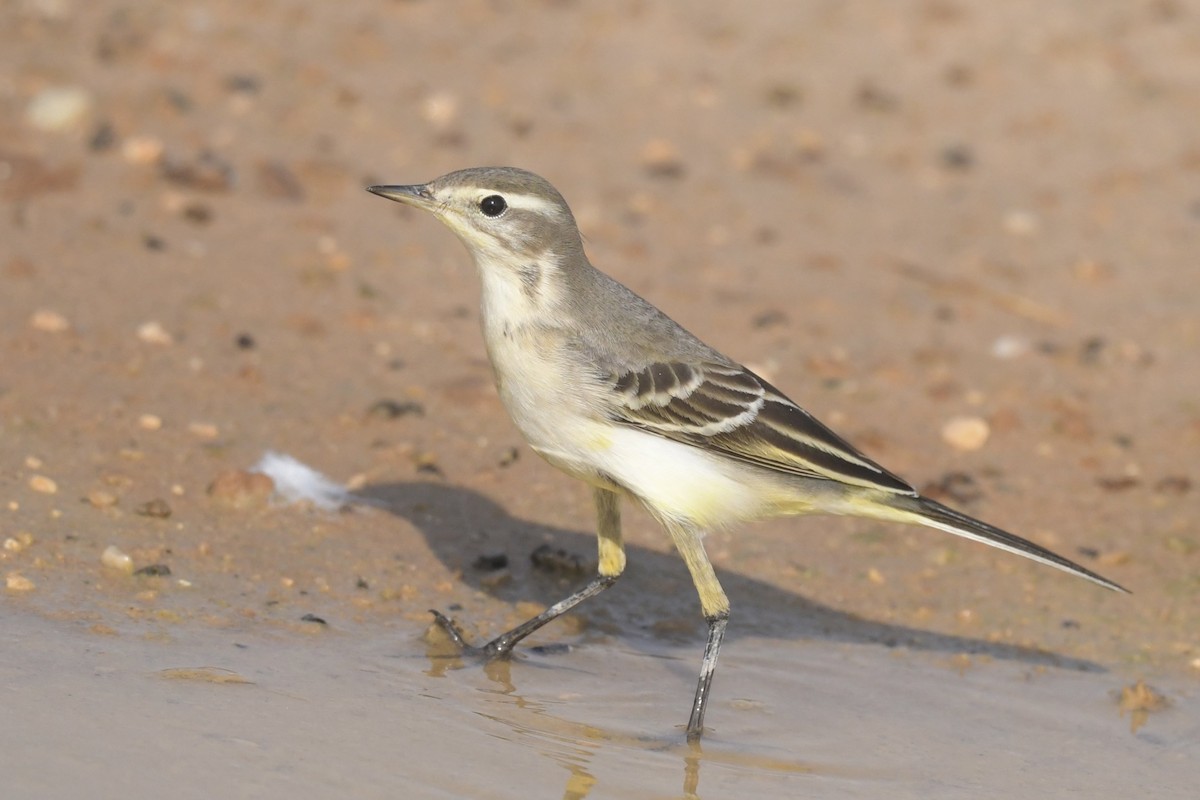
<box><xmin>183</xmin><ymin>203</ymin><xmax>213</xmax><ymax>225</ymax></box>
<box><xmin>89</xmin><ymin>122</ymin><xmax>116</xmax><ymax>152</ymax></box>
<box><xmin>235</xmin><ymin>333</ymin><xmax>256</xmax><ymax>350</ymax></box>
<box><xmin>1079</xmin><ymin>336</ymin><xmax>1107</xmax><ymax>364</ymax></box>
<box><xmin>939</xmin><ymin>144</ymin><xmax>975</xmax><ymax>170</ymax></box>
<box><xmin>529</xmin><ymin>643</ymin><xmax>572</xmax><ymax>656</ymax></box>
<box><xmin>530</xmin><ymin>543</ymin><xmax>587</xmax><ymax>577</ymax></box>
<box><xmin>143</xmin><ymin>234</ymin><xmax>166</xmax><ymax>251</ymax></box>
<box><xmin>1154</xmin><ymin>476</ymin><xmax>1192</xmax><ymax>495</ymax></box>
<box><xmin>856</xmin><ymin>81</ymin><xmax>899</xmax><ymax>112</ymax></box>
<box><xmin>473</xmin><ymin>553</ymin><xmax>509</xmax><ymax>571</ymax></box>
<box><xmin>162</xmin><ymin>150</ymin><xmax>236</xmax><ymax>192</ymax></box>
<box><xmin>135</xmin><ymin>498</ymin><xmax>172</xmax><ymax>518</ymax></box>
<box><xmin>134</xmin><ymin>563</ymin><xmax>171</xmax><ymax>577</ymax></box>
<box><xmin>225</xmin><ymin>74</ymin><xmax>262</xmax><ymax>94</ymax></box>
<box><xmin>300</xmin><ymin>613</ymin><xmax>327</xmax><ymax>625</ymax></box>
<box><xmin>367</xmin><ymin>399</ymin><xmax>425</xmax><ymax>419</ymax></box>
<box><xmin>921</xmin><ymin>471</ymin><xmax>983</xmax><ymax>505</ymax></box>
<box><xmin>256</xmin><ymin>160</ymin><xmax>305</xmax><ymax>201</ymax></box>
<box><xmin>752</xmin><ymin>309</ymin><xmax>788</xmax><ymax>329</ymax></box>
<box><xmin>1097</xmin><ymin>476</ymin><xmax>1139</xmax><ymax>492</ymax></box>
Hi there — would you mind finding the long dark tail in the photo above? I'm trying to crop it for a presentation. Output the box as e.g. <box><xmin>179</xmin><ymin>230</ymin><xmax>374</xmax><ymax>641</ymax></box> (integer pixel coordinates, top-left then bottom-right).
<box><xmin>880</xmin><ymin>494</ymin><xmax>1128</xmax><ymax>593</ymax></box>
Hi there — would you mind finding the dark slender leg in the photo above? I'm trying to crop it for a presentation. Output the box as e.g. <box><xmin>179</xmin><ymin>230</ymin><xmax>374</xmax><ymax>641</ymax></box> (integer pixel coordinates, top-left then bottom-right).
<box><xmin>431</xmin><ymin>487</ymin><xmax>625</xmax><ymax>661</ymax></box>
<box><xmin>431</xmin><ymin>574</ymin><xmax>618</xmax><ymax>659</ymax></box>
<box><xmin>686</xmin><ymin>612</ymin><xmax>729</xmax><ymax>742</ymax></box>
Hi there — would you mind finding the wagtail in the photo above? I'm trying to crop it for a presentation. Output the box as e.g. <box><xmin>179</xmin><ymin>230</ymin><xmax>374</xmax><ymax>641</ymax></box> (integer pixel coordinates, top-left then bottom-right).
<box><xmin>368</xmin><ymin>167</ymin><xmax>1125</xmax><ymax>741</ymax></box>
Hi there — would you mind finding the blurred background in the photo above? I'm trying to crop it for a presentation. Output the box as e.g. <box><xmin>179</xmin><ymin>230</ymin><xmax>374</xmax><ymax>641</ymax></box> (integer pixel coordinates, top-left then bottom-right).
<box><xmin>2</xmin><ymin>1</ymin><xmax>1198</xmax><ymax>796</ymax></box>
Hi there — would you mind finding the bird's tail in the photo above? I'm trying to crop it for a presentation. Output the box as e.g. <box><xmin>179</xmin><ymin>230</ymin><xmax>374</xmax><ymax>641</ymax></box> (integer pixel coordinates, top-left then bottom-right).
<box><xmin>871</xmin><ymin>493</ymin><xmax>1128</xmax><ymax>593</ymax></box>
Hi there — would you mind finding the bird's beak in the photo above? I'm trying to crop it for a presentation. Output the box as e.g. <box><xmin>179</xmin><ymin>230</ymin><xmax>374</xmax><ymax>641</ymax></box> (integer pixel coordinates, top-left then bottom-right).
<box><xmin>367</xmin><ymin>184</ymin><xmax>434</xmax><ymax>207</ymax></box>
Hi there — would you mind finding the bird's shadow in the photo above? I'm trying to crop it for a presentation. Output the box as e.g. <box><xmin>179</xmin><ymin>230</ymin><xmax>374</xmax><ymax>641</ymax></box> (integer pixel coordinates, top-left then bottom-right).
<box><xmin>356</xmin><ymin>481</ymin><xmax>1103</xmax><ymax>673</ymax></box>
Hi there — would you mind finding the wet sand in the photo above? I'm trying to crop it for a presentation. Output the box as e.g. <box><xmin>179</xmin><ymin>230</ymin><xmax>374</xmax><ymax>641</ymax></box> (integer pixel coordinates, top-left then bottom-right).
<box><xmin>4</xmin><ymin>608</ymin><xmax>1196</xmax><ymax>799</ymax></box>
<box><xmin>3</xmin><ymin>1</ymin><xmax>1199</xmax><ymax>797</ymax></box>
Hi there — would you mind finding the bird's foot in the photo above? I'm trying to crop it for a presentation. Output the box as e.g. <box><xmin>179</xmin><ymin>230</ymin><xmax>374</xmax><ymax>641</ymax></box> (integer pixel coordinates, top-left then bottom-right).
<box><xmin>429</xmin><ymin>609</ymin><xmax>516</xmax><ymax>661</ymax></box>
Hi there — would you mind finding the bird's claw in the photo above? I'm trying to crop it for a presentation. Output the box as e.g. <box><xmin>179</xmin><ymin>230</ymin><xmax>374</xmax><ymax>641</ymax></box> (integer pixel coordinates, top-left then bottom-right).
<box><xmin>429</xmin><ymin>609</ymin><xmax>515</xmax><ymax>661</ymax></box>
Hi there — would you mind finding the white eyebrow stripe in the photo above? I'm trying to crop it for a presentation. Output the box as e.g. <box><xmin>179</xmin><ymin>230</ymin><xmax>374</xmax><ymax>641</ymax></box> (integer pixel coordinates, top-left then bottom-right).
<box><xmin>500</xmin><ymin>192</ymin><xmax>564</xmax><ymax>217</ymax></box>
<box><xmin>445</xmin><ymin>186</ymin><xmax>564</xmax><ymax>219</ymax></box>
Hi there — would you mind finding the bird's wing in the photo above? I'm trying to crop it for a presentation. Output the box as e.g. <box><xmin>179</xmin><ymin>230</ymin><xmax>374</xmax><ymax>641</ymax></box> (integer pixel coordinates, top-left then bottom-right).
<box><xmin>608</xmin><ymin>361</ymin><xmax>916</xmax><ymax>495</ymax></box>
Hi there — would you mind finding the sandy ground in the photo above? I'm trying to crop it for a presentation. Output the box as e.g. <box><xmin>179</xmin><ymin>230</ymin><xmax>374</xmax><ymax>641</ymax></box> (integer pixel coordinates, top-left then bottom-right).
<box><xmin>3</xmin><ymin>1</ymin><xmax>1199</xmax><ymax>797</ymax></box>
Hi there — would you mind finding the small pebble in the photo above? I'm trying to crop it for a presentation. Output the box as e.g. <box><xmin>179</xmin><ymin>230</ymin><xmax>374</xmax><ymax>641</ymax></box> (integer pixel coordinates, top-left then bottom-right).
<box><xmin>939</xmin><ymin>144</ymin><xmax>974</xmax><ymax>170</ymax></box>
<box><xmin>136</xmin><ymin>321</ymin><xmax>174</xmax><ymax>345</ymax></box>
<box><xmin>86</xmin><ymin>489</ymin><xmax>118</xmax><ymax>508</ymax></box>
<box><xmin>134</xmin><ymin>564</ymin><xmax>171</xmax><ymax>577</ymax></box>
<box><xmin>135</xmin><ymin>498</ymin><xmax>172</xmax><ymax>518</ymax></box>
<box><xmin>991</xmin><ymin>336</ymin><xmax>1028</xmax><ymax>359</ymax></box>
<box><xmin>122</xmin><ymin>136</ymin><xmax>165</xmax><ymax>165</ymax></box>
<box><xmin>480</xmin><ymin>570</ymin><xmax>512</xmax><ymax>589</ymax></box>
<box><xmin>89</xmin><ymin>121</ymin><xmax>116</xmax><ymax>151</ymax></box>
<box><xmin>941</xmin><ymin>416</ymin><xmax>990</xmax><ymax>452</ymax></box>
<box><xmin>530</xmin><ymin>543</ymin><xmax>587</xmax><ymax>576</ymax></box>
<box><xmin>101</xmin><ymin>545</ymin><xmax>134</xmax><ymax>573</ymax></box>
<box><xmin>29</xmin><ymin>475</ymin><xmax>58</xmax><ymax>494</ymax></box>
<box><xmin>6</xmin><ymin>572</ymin><xmax>36</xmax><ymax>592</ymax></box>
<box><xmin>4</xmin><ymin>536</ymin><xmax>28</xmax><ymax>553</ymax></box>
<box><xmin>300</xmin><ymin>613</ymin><xmax>327</xmax><ymax>625</ymax></box>
<box><xmin>1003</xmin><ymin>209</ymin><xmax>1040</xmax><ymax>237</ymax></box>
<box><xmin>161</xmin><ymin>150</ymin><xmax>236</xmax><ymax>192</ymax></box>
<box><xmin>366</xmin><ymin>399</ymin><xmax>425</xmax><ymax>420</ymax></box>
<box><xmin>866</xmin><ymin>567</ymin><xmax>886</xmax><ymax>585</ymax></box>
<box><xmin>188</xmin><ymin>422</ymin><xmax>219</xmax><ymax>439</ymax></box>
<box><xmin>472</xmin><ymin>553</ymin><xmax>509</xmax><ymax>571</ymax></box>
<box><xmin>138</xmin><ymin>414</ymin><xmax>163</xmax><ymax>431</ymax></box>
<box><xmin>640</xmin><ymin>138</ymin><xmax>686</xmax><ymax>178</ymax></box>
<box><xmin>413</xmin><ymin>452</ymin><xmax>442</xmax><ymax>476</ymax></box>
<box><xmin>30</xmin><ymin>309</ymin><xmax>71</xmax><ymax>333</ymax></box>
<box><xmin>421</xmin><ymin>91</ymin><xmax>460</xmax><ymax>128</ymax></box>
<box><xmin>26</xmin><ymin>86</ymin><xmax>92</xmax><ymax>131</ymax></box>
<box><xmin>256</xmin><ymin>160</ymin><xmax>305</xmax><ymax>201</ymax></box>
<box><xmin>207</xmin><ymin>469</ymin><xmax>274</xmax><ymax>509</ymax></box>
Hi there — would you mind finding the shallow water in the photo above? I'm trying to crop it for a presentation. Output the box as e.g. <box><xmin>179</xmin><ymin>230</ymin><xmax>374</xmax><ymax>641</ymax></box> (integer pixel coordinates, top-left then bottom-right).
<box><xmin>3</xmin><ymin>612</ymin><xmax>1195</xmax><ymax>799</ymax></box>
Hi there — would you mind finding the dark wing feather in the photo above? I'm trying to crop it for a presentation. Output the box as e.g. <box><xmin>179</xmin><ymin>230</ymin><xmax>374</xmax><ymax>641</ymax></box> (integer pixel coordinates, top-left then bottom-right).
<box><xmin>608</xmin><ymin>361</ymin><xmax>916</xmax><ymax>495</ymax></box>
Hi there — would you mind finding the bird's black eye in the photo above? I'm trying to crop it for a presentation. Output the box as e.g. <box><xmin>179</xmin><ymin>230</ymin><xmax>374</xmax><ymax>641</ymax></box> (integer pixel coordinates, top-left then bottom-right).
<box><xmin>479</xmin><ymin>194</ymin><xmax>507</xmax><ymax>217</ymax></box>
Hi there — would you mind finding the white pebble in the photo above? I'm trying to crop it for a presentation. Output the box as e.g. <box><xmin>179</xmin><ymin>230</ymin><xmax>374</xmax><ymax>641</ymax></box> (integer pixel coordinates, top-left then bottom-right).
<box><xmin>101</xmin><ymin>545</ymin><xmax>134</xmax><ymax>573</ymax></box>
<box><xmin>29</xmin><ymin>475</ymin><xmax>58</xmax><ymax>494</ymax></box>
<box><xmin>137</xmin><ymin>321</ymin><xmax>174</xmax><ymax>345</ymax></box>
<box><xmin>30</xmin><ymin>309</ymin><xmax>71</xmax><ymax>333</ymax></box>
<box><xmin>942</xmin><ymin>416</ymin><xmax>991</xmax><ymax>452</ymax></box>
<box><xmin>991</xmin><ymin>335</ymin><xmax>1028</xmax><ymax>360</ymax></box>
<box><xmin>421</xmin><ymin>92</ymin><xmax>459</xmax><ymax>128</ymax></box>
<box><xmin>26</xmin><ymin>86</ymin><xmax>92</xmax><ymax>131</ymax></box>
<box><xmin>1003</xmin><ymin>209</ymin><xmax>1040</xmax><ymax>237</ymax></box>
<box><xmin>6</xmin><ymin>573</ymin><xmax>36</xmax><ymax>592</ymax></box>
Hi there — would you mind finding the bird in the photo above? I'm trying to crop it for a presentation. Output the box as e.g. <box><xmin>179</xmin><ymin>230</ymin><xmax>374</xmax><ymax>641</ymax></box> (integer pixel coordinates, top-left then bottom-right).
<box><xmin>367</xmin><ymin>166</ymin><xmax>1126</xmax><ymax>741</ymax></box>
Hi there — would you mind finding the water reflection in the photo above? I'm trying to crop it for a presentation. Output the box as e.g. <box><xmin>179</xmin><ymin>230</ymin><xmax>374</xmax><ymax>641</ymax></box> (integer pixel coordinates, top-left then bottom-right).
<box><xmin>424</xmin><ymin>637</ymin><xmax>818</xmax><ymax>799</ymax></box>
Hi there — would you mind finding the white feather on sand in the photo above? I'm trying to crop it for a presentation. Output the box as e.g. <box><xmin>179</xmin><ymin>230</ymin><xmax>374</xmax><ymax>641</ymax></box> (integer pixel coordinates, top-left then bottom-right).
<box><xmin>253</xmin><ymin>451</ymin><xmax>350</xmax><ymax>511</ymax></box>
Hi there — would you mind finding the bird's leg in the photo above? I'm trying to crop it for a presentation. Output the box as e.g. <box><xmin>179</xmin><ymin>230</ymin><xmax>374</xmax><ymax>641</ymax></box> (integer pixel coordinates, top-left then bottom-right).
<box><xmin>665</xmin><ymin>522</ymin><xmax>731</xmax><ymax>742</ymax></box>
<box><xmin>688</xmin><ymin>611</ymin><xmax>728</xmax><ymax>741</ymax></box>
<box><xmin>431</xmin><ymin>487</ymin><xmax>625</xmax><ymax>660</ymax></box>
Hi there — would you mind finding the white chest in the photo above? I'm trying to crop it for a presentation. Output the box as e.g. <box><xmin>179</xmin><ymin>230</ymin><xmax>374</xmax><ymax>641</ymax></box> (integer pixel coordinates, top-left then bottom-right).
<box><xmin>476</xmin><ymin>263</ymin><xmax>607</xmax><ymax>478</ymax></box>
